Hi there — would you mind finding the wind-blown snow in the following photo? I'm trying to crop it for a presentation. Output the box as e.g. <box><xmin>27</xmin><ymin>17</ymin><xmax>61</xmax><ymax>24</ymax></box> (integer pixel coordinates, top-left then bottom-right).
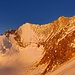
<box><xmin>0</xmin><ymin>24</ymin><xmax>45</xmax><ymax>75</ymax></box>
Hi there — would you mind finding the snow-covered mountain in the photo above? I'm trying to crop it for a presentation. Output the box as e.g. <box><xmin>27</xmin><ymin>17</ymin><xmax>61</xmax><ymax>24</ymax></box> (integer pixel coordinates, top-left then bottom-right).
<box><xmin>0</xmin><ymin>16</ymin><xmax>75</xmax><ymax>75</ymax></box>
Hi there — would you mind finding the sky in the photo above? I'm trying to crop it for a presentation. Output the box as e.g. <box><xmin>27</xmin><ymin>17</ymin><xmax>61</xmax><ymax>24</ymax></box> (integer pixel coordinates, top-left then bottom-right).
<box><xmin>0</xmin><ymin>0</ymin><xmax>75</xmax><ymax>34</ymax></box>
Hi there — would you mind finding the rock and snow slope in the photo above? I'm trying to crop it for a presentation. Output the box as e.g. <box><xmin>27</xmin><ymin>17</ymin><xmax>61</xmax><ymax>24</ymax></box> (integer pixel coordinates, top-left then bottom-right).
<box><xmin>0</xmin><ymin>16</ymin><xmax>75</xmax><ymax>75</ymax></box>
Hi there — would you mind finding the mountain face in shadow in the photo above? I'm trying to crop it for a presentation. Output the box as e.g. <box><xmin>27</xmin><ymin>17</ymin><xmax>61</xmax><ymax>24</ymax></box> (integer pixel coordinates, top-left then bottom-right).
<box><xmin>0</xmin><ymin>16</ymin><xmax>75</xmax><ymax>75</ymax></box>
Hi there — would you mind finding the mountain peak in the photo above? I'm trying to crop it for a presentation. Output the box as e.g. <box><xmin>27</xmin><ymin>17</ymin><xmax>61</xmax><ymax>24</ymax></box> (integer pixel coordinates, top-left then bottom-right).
<box><xmin>0</xmin><ymin>16</ymin><xmax>75</xmax><ymax>75</ymax></box>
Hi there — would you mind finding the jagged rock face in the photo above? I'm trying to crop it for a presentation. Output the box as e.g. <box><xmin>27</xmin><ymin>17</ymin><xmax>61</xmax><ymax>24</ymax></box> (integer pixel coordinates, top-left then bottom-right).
<box><xmin>36</xmin><ymin>16</ymin><xmax>75</xmax><ymax>75</ymax></box>
<box><xmin>14</xmin><ymin>16</ymin><xmax>75</xmax><ymax>75</ymax></box>
<box><xmin>1</xmin><ymin>16</ymin><xmax>75</xmax><ymax>75</ymax></box>
<box><xmin>37</xmin><ymin>16</ymin><xmax>75</xmax><ymax>74</ymax></box>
